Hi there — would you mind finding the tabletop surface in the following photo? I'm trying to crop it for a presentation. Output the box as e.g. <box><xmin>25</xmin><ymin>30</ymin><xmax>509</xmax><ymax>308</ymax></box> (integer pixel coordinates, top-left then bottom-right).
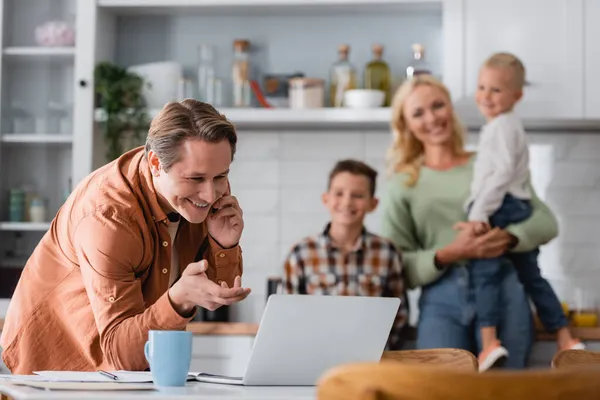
<box><xmin>0</xmin><ymin>381</ymin><xmax>317</xmax><ymax>400</ymax></box>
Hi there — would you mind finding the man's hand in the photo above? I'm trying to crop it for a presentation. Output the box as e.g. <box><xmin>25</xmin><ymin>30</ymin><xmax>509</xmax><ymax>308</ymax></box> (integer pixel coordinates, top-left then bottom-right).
<box><xmin>168</xmin><ymin>260</ymin><xmax>251</xmax><ymax>317</ymax></box>
<box><xmin>453</xmin><ymin>221</ymin><xmax>490</xmax><ymax>236</ymax></box>
<box><xmin>207</xmin><ymin>195</ymin><xmax>244</xmax><ymax>249</ymax></box>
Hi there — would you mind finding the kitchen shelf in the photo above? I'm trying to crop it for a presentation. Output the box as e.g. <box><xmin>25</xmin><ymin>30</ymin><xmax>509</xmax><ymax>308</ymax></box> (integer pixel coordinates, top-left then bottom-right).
<box><xmin>2</xmin><ymin>47</ymin><xmax>75</xmax><ymax>58</ymax></box>
<box><xmin>96</xmin><ymin>107</ymin><xmax>393</xmax><ymax>129</ymax></box>
<box><xmin>98</xmin><ymin>0</ymin><xmax>441</xmax><ymax>15</ymax></box>
<box><xmin>0</xmin><ymin>222</ymin><xmax>50</xmax><ymax>231</ymax></box>
<box><xmin>1</xmin><ymin>134</ymin><xmax>73</xmax><ymax>144</ymax></box>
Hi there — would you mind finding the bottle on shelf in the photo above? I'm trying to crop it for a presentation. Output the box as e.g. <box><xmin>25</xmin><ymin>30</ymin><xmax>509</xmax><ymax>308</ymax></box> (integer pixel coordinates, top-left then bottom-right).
<box><xmin>329</xmin><ymin>44</ymin><xmax>357</xmax><ymax>108</ymax></box>
<box><xmin>364</xmin><ymin>44</ymin><xmax>392</xmax><ymax>106</ymax></box>
<box><xmin>232</xmin><ymin>39</ymin><xmax>252</xmax><ymax>108</ymax></box>
<box><xmin>405</xmin><ymin>43</ymin><xmax>432</xmax><ymax>80</ymax></box>
<box><xmin>197</xmin><ymin>44</ymin><xmax>216</xmax><ymax>103</ymax></box>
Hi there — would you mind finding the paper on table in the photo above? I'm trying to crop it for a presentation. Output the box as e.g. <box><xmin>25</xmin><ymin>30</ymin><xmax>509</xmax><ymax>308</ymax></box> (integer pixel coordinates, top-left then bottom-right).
<box><xmin>14</xmin><ymin>381</ymin><xmax>155</xmax><ymax>391</ymax></box>
<box><xmin>0</xmin><ymin>374</ymin><xmax>49</xmax><ymax>381</ymax></box>
<box><xmin>33</xmin><ymin>371</ymin><xmax>154</xmax><ymax>383</ymax></box>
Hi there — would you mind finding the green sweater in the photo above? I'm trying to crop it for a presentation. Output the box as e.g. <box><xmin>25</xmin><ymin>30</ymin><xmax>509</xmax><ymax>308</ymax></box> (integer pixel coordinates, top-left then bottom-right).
<box><xmin>380</xmin><ymin>157</ymin><xmax>559</xmax><ymax>289</ymax></box>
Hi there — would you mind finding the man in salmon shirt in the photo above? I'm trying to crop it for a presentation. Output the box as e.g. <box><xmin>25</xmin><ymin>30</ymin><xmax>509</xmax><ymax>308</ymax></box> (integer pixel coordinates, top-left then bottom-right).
<box><xmin>1</xmin><ymin>100</ymin><xmax>251</xmax><ymax>374</ymax></box>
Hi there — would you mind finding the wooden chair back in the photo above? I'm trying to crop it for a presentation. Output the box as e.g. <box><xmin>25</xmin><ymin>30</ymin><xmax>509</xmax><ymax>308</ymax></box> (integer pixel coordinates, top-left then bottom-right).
<box><xmin>552</xmin><ymin>349</ymin><xmax>600</xmax><ymax>370</ymax></box>
<box><xmin>317</xmin><ymin>362</ymin><xmax>600</xmax><ymax>400</ymax></box>
<box><xmin>381</xmin><ymin>348</ymin><xmax>477</xmax><ymax>371</ymax></box>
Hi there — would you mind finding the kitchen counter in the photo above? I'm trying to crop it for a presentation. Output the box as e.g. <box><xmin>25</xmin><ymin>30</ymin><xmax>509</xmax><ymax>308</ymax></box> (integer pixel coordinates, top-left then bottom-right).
<box><xmin>186</xmin><ymin>322</ymin><xmax>258</xmax><ymax>335</ymax></box>
<box><xmin>185</xmin><ymin>323</ymin><xmax>600</xmax><ymax>342</ymax></box>
<box><xmin>1</xmin><ymin>320</ymin><xmax>599</xmax><ymax>341</ymax></box>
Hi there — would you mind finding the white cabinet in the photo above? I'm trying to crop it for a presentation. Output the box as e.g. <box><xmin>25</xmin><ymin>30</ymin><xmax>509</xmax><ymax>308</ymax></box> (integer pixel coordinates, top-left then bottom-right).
<box><xmin>584</xmin><ymin>0</ymin><xmax>600</xmax><ymax>118</ymax></box>
<box><xmin>462</xmin><ymin>0</ymin><xmax>584</xmax><ymax>119</ymax></box>
<box><xmin>0</xmin><ymin>0</ymin><xmax>92</xmax><ymax>292</ymax></box>
<box><xmin>191</xmin><ymin>336</ymin><xmax>254</xmax><ymax>376</ymax></box>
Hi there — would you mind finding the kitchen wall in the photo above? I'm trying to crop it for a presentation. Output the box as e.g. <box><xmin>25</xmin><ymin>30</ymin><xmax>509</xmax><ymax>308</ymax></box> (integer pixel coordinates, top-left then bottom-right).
<box><xmin>227</xmin><ymin>129</ymin><xmax>600</xmax><ymax>324</ymax></box>
<box><xmin>113</xmin><ymin>13</ymin><xmax>443</xmax><ymax>103</ymax></box>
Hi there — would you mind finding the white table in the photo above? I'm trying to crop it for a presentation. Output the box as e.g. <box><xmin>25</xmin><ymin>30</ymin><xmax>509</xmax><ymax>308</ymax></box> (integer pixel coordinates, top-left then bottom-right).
<box><xmin>0</xmin><ymin>382</ymin><xmax>316</xmax><ymax>400</ymax></box>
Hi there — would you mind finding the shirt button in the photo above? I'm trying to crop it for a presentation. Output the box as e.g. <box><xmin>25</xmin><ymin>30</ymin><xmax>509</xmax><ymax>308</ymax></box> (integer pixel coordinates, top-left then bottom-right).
<box><xmin>108</xmin><ymin>296</ymin><xmax>115</xmax><ymax>303</ymax></box>
<box><xmin>162</xmin><ymin>241</ymin><xmax>169</xmax><ymax>247</ymax></box>
<box><xmin>162</xmin><ymin>268</ymin><xmax>168</xmax><ymax>274</ymax></box>
<box><xmin>219</xmin><ymin>253</ymin><xmax>226</xmax><ymax>258</ymax></box>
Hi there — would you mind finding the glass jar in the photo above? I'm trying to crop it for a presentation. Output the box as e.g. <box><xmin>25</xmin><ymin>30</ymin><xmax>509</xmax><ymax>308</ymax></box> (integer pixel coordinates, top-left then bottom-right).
<box><xmin>29</xmin><ymin>196</ymin><xmax>46</xmax><ymax>223</ymax></box>
<box><xmin>232</xmin><ymin>39</ymin><xmax>251</xmax><ymax>108</ymax></box>
<box><xmin>405</xmin><ymin>43</ymin><xmax>432</xmax><ymax>80</ymax></box>
<box><xmin>288</xmin><ymin>78</ymin><xmax>325</xmax><ymax>109</ymax></box>
<box><xmin>329</xmin><ymin>44</ymin><xmax>357</xmax><ymax>107</ymax></box>
<box><xmin>197</xmin><ymin>44</ymin><xmax>215</xmax><ymax>102</ymax></box>
<box><xmin>8</xmin><ymin>188</ymin><xmax>25</xmax><ymax>222</ymax></box>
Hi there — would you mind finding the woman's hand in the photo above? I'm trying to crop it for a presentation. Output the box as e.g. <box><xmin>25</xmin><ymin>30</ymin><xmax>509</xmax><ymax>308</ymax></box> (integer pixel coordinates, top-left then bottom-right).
<box><xmin>436</xmin><ymin>226</ymin><xmax>517</xmax><ymax>265</ymax></box>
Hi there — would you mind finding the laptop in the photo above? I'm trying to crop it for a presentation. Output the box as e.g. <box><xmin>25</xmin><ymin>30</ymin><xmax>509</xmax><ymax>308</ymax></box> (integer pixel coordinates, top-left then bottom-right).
<box><xmin>192</xmin><ymin>294</ymin><xmax>401</xmax><ymax>386</ymax></box>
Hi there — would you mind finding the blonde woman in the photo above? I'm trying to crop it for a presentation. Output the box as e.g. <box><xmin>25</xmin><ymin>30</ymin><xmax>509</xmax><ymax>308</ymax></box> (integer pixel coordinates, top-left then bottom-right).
<box><xmin>380</xmin><ymin>75</ymin><xmax>558</xmax><ymax>369</ymax></box>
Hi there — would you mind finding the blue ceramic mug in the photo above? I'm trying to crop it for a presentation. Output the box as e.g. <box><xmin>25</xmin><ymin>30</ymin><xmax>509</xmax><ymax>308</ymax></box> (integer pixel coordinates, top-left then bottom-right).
<box><xmin>144</xmin><ymin>330</ymin><xmax>192</xmax><ymax>387</ymax></box>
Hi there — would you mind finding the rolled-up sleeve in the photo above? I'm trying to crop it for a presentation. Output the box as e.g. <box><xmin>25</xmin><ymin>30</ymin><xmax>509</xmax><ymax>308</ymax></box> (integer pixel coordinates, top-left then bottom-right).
<box><xmin>202</xmin><ymin>235</ymin><xmax>243</xmax><ymax>288</ymax></box>
<box><xmin>74</xmin><ymin>212</ymin><xmax>192</xmax><ymax>371</ymax></box>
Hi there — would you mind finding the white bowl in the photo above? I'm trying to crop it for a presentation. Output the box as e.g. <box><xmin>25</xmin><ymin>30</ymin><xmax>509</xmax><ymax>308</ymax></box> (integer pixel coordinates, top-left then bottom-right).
<box><xmin>343</xmin><ymin>89</ymin><xmax>385</xmax><ymax>108</ymax></box>
<box><xmin>128</xmin><ymin>61</ymin><xmax>183</xmax><ymax>109</ymax></box>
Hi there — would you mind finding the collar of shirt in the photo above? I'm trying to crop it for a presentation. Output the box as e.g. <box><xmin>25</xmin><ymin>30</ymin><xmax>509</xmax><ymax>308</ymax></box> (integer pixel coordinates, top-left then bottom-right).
<box><xmin>138</xmin><ymin>156</ymin><xmax>169</xmax><ymax>224</ymax></box>
<box><xmin>318</xmin><ymin>222</ymin><xmax>368</xmax><ymax>254</ymax></box>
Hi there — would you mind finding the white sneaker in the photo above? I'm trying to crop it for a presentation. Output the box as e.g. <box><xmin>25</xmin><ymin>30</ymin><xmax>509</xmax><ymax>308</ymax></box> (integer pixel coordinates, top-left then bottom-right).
<box><xmin>478</xmin><ymin>345</ymin><xmax>509</xmax><ymax>372</ymax></box>
<box><xmin>569</xmin><ymin>341</ymin><xmax>587</xmax><ymax>350</ymax></box>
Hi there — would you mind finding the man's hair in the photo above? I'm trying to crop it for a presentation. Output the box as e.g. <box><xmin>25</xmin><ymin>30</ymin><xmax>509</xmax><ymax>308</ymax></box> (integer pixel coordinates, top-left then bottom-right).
<box><xmin>144</xmin><ymin>99</ymin><xmax>237</xmax><ymax>171</ymax></box>
<box><xmin>483</xmin><ymin>52</ymin><xmax>526</xmax><ymax>89</ymax></box>
<box><xmin>328</xmin><ymin>159</ymin><xmax>378</xmax><ymax>197</ymax></box>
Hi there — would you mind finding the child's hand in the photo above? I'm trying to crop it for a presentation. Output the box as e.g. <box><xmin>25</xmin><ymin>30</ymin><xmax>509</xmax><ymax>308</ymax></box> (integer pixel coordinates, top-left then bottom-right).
<box><xmin>453</xmin><ymin>221</ymin><xmax>491</xmax><ymax>236</ymax></box>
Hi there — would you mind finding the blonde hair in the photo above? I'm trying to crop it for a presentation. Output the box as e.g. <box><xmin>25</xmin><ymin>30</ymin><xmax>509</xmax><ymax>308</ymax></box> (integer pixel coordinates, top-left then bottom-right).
<box><xmin>483</xmin><ymin>52</ymin><xmax>526</xmax><ymax>89</ymax></box>
<box><xmin>386</xmin><ymin>75</ymin><xmax>469</xmax><ymax>187</ymax></box>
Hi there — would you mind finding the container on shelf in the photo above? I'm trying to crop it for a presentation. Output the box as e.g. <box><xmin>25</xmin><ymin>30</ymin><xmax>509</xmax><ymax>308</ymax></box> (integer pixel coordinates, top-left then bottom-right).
<box><xmin>329</xmin><ymin>44</ymin><xmax>357</xmax><ymax>108</ymax></box>
<box><xmin>364</xmin><ymin>44</ymin><xmax>391</xmax><ymax>106</ymax></box>
<box><xmin>8</xmin><ymin>189</ymin><xmax>25</xmax><ymax>222</ymax></box>
<box><xmin>232</xmin><ymin>39</ymin><xmax>251</xmax><ymax>108</ymax></box>
<box><xmin>263</xmin><ymin>72</ymin><xmax>304</xmax><ymax>108</ymax></box>
<box><xmin>288</xmin><ymin>78</ymin><xmax>325</xmax><ymax>109</ymax></box>
<box><xmin>405</xmin><ymin>43</ymin><xmax>432</xmax><ymax>80</ymax></box>
<box><xmin>9</xmin><ymin>102</ymin><xmax>34</xmax><ymax>134</ymax></box>
<box><xmin>197</xmin><ymin>44</ymin><xmax>215</xmax><ymax>102</ymax></box>
<box><xmin>29</xmin><ymin>197</ymin><xmax>47</xmax><ymax>223</ymax></box>
<box><xmin>34</xmin><ymin>20</ymin><xmax>76</xmax><ymax>47</ymax></box>
<box><xmin>46</xmin><ymin>101</ymin><xmax>72</xmax><ymax>134</ymax></box>
<box><xmin>572</xmin><ymin>288</ymin><xmax>598</xmax><ymax>327</ymax></box>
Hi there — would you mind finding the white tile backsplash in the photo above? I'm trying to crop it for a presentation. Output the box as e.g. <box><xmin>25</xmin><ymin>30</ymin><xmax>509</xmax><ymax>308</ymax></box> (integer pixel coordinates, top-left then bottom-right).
<box><xmin>280</xmin><ymin>188</ymin><xmax>328</xmax><ymax>215</ymax></box>
<box><xmin>235</xmin><ymin>189</ymin><xmax>279</xmax><ymax>214</ymax></box>
<box><xmin>240</xmin><ymin>215</ymin><xmax>279</xmax><ymax>246</ymax></box>
<box><xmin>235</xmin><ymin>131</ymin><xmax>281</xmax><ymax>160</ymax></box>
<box><xmin>230</xmin><ymin>131</ymin><xmax>600</xmax><ymax>323</ymax></box>
<box><xmin>229</xmin><ymin>161</ymin><xmax>279</xmax><ymax>189</ymax></box>
<box><xmin>281</xmin><ymin>215</ymin><xmax>329</xmax><ymax>249</ymax></box>
<box><xmin>281</xmin><ymin>132</ymin><xmax>364</xmax><ymax>160</ymax></box>
<box><xmin>280</xmin><ymin>161</ymin><xmax>337</xmax><ymax>187</ymax></box>
<box><xmin>365</xmin><ymin>132</ymin><xmax>393</xmax><ymax>159</ymax></box>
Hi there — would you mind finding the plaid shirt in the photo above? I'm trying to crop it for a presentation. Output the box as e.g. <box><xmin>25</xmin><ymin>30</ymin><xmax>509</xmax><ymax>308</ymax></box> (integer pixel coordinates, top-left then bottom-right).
<box><xmin>282</xmin><ymin>224</ymin><xmax>408</xmax><ymax>349</ymax></box>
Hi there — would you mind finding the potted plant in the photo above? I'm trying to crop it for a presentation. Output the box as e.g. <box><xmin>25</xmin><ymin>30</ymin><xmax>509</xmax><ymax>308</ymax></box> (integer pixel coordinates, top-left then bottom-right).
<box><xmin>94</xmin><ymin>62</ymin><xmax>150</xmax><ymax>162</ymax></box>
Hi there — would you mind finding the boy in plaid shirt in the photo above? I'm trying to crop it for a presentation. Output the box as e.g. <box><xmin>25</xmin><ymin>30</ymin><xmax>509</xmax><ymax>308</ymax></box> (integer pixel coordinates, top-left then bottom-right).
<box><xmin>282</xmin><ymin>159</ymin><xmax>408</xmax><ymax>349</ymax></box>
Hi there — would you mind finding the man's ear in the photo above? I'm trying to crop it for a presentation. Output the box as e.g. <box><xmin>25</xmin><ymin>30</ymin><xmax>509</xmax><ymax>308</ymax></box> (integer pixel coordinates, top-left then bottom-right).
<box><xmin>321</xmin><ymin>192</ymin><xmax>329</xmax><ymax>206</ymax></box>
<box><xmin>147</xmin><ymin>150</ymin><xmax>161</xmax><ymax>177</ymax></box>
